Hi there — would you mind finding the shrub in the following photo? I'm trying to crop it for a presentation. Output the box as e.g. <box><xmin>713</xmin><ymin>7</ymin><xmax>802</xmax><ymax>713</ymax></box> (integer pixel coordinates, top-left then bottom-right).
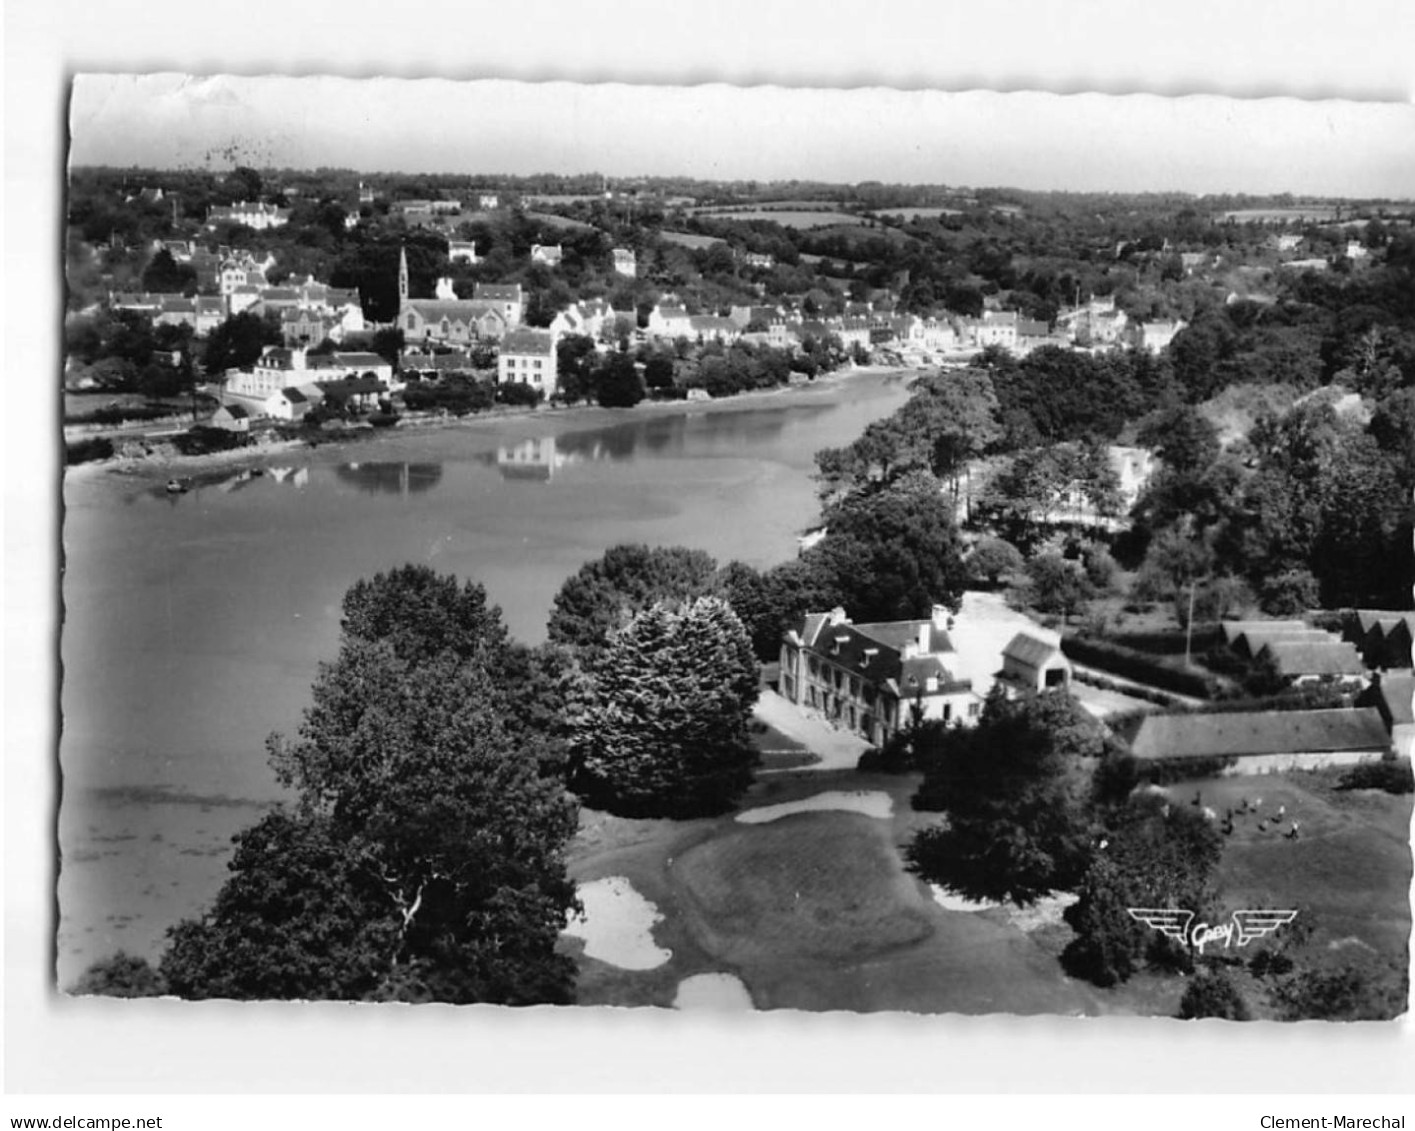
<box><xmin>1260</xmin><ymin>569</ymin><xmax>1319</xmax><ymax>616</ymax></box>
<box><xmin>367</xmin><ymin>412</ymin><xmax>401</xmax><ymax>428</ymax></box>
<box><xmin>1133</xmin><ymin>754</ymin><xmax>1240</xmax><ymax>786</ymax></box>
<box><xmin>1178</xmin><ymin>970</ymin><xmax>1251</xmax><ymax>1020</ymax></box>
<box><xmin>401</xmin><ymin>379</ymin><xmax>496</xmax><ymax>416</ymax></box>
<box><xmin>495</xmin><ymin>382</ymin><xmax>543</xmax><ymax>407</ymax></box>
<box><xmin>70</xmin><ymin>952</ymin><xmax>165</xmax><ymax>997</ymax></box>
<box><xmin>1271</xmin><ymin>961</ymin><xmax>1410</xmax><ymax>1021</ymax></box>
<box><xmin>170</xmin><ymin>427</ymin><xmax>249</xmax><ymax>456</ymax></box>
<box><xmin>968</xmin><ymin>536</ymin><xmax>1024</xmax><ymax>586</ymax></box>
<box><xmin>65</xmin><ymin>404</ymin><xmax>174</xmax><ymax>426</ymax></box>
<box><xmin>857</xmin><ymin>724</ymin><xmax>930</xmax><ymax>774</ymax></box>
<box><xmin>65</xmin><ymin>437</ymin><xmax>114</xmax><ymax>465</ymax></box>
<box><xmin>1337</xmin><ymin>758</ymin><xmax>1414</xmax><ymax>795</ymax></box>
<box><xmin>1249</xmin><ymin>949</ymin><xmax>1295</xmax><ymax>979</ymax></box>
<box><xmin>1112</xmin><ymin>626</ymin><xmax>1225</xmax><ymax>657</ymax></box>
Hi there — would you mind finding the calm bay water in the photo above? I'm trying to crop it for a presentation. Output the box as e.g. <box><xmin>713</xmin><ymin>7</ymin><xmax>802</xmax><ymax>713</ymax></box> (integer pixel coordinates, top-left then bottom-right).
<box><xmin>57</xmin><ymin>373</ymin><xmax>912</xmax><ymax>986</ymax></box>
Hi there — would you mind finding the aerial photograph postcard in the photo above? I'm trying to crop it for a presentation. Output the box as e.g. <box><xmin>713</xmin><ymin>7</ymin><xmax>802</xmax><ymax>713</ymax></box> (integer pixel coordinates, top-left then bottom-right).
<box><xmin>58</xmin><ymin>74</ymin><xmax>1414</xmax><ymax>1021</ymax></box>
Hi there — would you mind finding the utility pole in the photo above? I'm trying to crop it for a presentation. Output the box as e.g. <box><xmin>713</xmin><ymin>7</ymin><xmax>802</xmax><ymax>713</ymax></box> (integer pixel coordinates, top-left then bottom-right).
<box><xmin>1184</xmin><ymin>580</ymin><xmax>1198</xmax><ymax>668</ymax></box>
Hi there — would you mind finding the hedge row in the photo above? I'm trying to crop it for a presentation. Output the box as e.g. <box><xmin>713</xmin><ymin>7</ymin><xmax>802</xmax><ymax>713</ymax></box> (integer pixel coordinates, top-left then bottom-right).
<box><xmin>1061</xmin><ymin>634</ymin><xmax>1222</xmax><ymax>700</ymax></box>
<box><xmin>1070</xmin><ymin>668</ymin><xmax>1182</xmax><ymax>708</ymax></box>
<box><xmin>1107</xmin><ymin>626</ymin><xmax>1225</xmax><ymax>657</ymax></box>
<box><xmin>65</xmin><ymin>437</ymin><xmax>115</xmax><ymax>465</ymax></box>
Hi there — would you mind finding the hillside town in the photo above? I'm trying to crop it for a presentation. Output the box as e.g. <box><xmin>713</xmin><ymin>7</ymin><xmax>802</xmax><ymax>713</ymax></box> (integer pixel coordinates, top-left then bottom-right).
<box><xmin>62</xmin><ymin>165</ymin><xmax>1414</xmax><ymax>1024</ymax></box>
<box><xmin>69</xmin><ymin>169</ymin><xmax>1409</xmax><ymax>441</ymax></box>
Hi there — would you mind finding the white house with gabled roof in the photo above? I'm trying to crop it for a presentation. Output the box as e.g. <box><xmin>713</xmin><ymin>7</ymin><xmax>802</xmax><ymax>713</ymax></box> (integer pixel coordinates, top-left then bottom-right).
<box><xmin>779</xmin><ymin>605</ymin><xmax>981</xmax><ymax>746</ymax></box>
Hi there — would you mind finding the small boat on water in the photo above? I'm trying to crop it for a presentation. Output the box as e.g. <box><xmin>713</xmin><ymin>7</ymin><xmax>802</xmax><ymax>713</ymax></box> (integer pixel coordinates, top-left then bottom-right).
<box><xmin>165</xmin><ymin>478</ymin><xmax>189</xmax><ymax>494</ymax></box>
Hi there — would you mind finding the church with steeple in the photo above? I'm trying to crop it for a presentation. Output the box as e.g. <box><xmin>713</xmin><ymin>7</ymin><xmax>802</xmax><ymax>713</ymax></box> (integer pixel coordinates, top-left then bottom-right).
<box><xmin>396</xmin><ymin>243</ymin><xmax>525</xmax><ymax>346</ymax></box>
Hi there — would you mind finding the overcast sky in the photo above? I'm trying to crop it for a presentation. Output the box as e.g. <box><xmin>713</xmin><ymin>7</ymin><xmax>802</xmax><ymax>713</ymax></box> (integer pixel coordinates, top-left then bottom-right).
<box><xmin>69</xmin><ymin>74</ymin><xmax>1415</xmax><ymax>198</ymax></box>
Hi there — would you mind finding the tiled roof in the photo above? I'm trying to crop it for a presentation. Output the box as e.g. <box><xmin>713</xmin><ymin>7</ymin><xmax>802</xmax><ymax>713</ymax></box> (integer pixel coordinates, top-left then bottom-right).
<box><xmin>1233</xmin><ymin>627</ymin><xmax>1336</xmax><ymax>658</ymax></box>
<box><xmin>474</xmin><ymin>284</ymin><xmax>523</xmax><ymax>302</ymax></box>
<box><xmin>793</xmin><ymin>613</ymin><xmax>965</xmax><ymax>695</ymax></box>
<box><xmin>1355</xmin><ymin>610</ymin><xmax>1415</xmax><ymax>639</ymax></box>
<box><xmin>1360</xmin><ymin>671</ymin><xmax>1414</xmax><ymax>727</ymax></box>
<box><xmin>258</xmin><ymin>348</ymin><xmax>301</xmax><ymax>370</ymax></box>
<box><xmin>407</xmin><ymin>299</ymin><xmax>494</xmax><ymax>322</ymax></box>
<box><xmin>1129</xmin><ymin>708</ymin><xmax>1389</xmax><ymax>761</ymax></box>
<box><xmin>689</xmin><ymin>315</ymin><xmax>736</xmax><ymax>332</ymax></box>
<box><xmin>851</xmin><ymin>620</ymin><xmax>953</xmax><ymax>655</ymax></box>
<box><xmin>317</xmin><ymin>376</ymin><xmax>387</xmax><ymax>397</ymax></box>
<box><xmin>499</xmin><ymin>329</ymin><xmax>555</xmax><ymax>356</ymax></box>
<box><xmin>332</xmin><ymin>352</ymin><xmax>388</xmax><ymax>368</ymax></box>
<box><xmin>1003</xmin><ymin>632</ymin><xmax>1063</xmax><ymax>668</ymax></box>
<box><xmin>281</xmin><ymin>387</ymin><xmax>309</xmax><ymax>404</ymax></box>
<box><xmin>1220</xmin><ymin>620</ymin><xmax>1308</xmax><ymax>646</ymax></box>
<box><xmin>1259</xmin><ymin>640</ymin><xmax>1367</xmax><ymax>678</ymax></box>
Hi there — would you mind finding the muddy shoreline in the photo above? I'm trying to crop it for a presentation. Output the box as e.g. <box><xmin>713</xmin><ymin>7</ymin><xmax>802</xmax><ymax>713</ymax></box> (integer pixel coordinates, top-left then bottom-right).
<box><xmin>63</xmin><ymin>366</ymin><xmax>918</xmax><ymax>492</ymax></box>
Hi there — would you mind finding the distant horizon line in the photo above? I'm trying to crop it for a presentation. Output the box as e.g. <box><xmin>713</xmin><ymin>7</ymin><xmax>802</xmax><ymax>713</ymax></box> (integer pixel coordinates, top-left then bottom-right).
<box><xmin>64</xmin><ymin>166</ymin><xmax>1415</xmax><ymax>205</ymax></box>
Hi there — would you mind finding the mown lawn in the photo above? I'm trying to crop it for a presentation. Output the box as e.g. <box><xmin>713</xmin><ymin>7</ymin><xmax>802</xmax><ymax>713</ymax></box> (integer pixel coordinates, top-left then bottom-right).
<box><xmin>1049</xmin><ymin>769</ymin><xmax>1413</xmax><ymax>1019</ymax></box>
<box><xmin>564</xmin><ymin>768</ymin><xmax>1102</xmax><ymax>1015</ymax></box>
<box><xmin>562</xmin><ymin>761</ymin><xmax>1410</xmax><ymax>1017</ymax></box>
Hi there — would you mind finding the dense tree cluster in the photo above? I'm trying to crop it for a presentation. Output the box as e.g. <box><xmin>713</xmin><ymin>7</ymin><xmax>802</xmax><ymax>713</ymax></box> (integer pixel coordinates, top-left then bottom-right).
<box><xmin>1131</xmin><ymin>394</ymin><xmax>1413</xmax><ymax>613</ymax></box>
<box><xmin>1060</xmin><ymin>793</ymin><xmax>1223</xmax><ymax>987</ymax></box>
<box><xmin>86</xmin><ymin>566</ymin><xmax>584</xmax><ymax>1005</ymax></box>
<box><xmin>64</xmin><ymin>308</ymin><xmax>196</xmax><ymax>397</ymax></box>
<box><xmin>906</xmin><ymin>691</ymin><xmax>1108</xmax><ymax>906</ymax></box>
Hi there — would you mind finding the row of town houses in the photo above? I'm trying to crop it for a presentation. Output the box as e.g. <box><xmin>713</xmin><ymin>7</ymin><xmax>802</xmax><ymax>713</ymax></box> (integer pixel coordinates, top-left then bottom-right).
<box><xmin>110</xmin><ymin>237</ymin><xmax>1190</xmax><ymax>422</ymax></box>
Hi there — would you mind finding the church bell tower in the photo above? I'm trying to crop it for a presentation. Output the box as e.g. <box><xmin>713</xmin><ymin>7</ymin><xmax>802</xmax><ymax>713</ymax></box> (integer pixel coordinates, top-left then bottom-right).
<box><xmin>398</xmin><ymin>244</ymin><xmax>409</xmax><ymax>305</ymax></box>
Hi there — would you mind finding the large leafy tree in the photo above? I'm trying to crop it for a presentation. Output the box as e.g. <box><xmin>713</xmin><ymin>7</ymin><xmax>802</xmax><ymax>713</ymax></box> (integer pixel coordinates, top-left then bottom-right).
<box><xmin>594</xmin><ymin>351</ymin><xmax>646</xmax><ymax>408</ymax></box>
<box><xmin>203</xmin><ymin>310</ymin><xmax>281</xmax><ymax>376</ymax></box>
<box><xmin>907</xmin><ymin>691</ymin><xmax>1105</xmax><ymax>905</ymax></box>
<box><xmin>812</xmin><ymin>368</ymin><xmax>1001</xmax><ymax>505</ymax></box>
<box><xmin>161</xmin><ymin>808</ymin><xmax>401</xmax><ymax>1001</ymax></box>
<box><xmin>158</xmin><ymin>569</ymin><xmax>581</xmax><ymax>1004</ymax></box>
<box><xmin>340</xmin><ymin>564</ymin><xmax>510</xmax><ymax>667</ymax></box>
<box><xmin>1061</xmin><ymin>794</ymin><xmax>1223</xmax><ymax>987</ymax></box>
<box><xmin>570</xmin><ymin>597</ymin><xmax>760</xmax><ymax>818</ymax></box>
<box><xmin>548</xmin><ymin>543</ymin><xmax>720</xmax><ymax>651</ymax></box>
<box><xmin>140</xmin><ymin>248</ymin><xmax>197</xmax><ymax>295</ymax></box>
<box><xmin>809</xmin><ymin>471</ymin><xmax>968</xmax><ymax>623</ymax></box>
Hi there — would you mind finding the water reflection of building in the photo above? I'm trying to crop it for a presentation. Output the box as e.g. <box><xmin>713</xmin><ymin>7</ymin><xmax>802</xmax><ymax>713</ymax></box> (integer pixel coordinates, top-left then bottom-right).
<box><xmin>333</xmin><ymin>462</ymin><xmax>443</xmax><ymax>495</ymax></box>
<box><xmin>494</xmin><ymin>437</ymin><xmax>580</xmax><ymax>482</ymax></box>
<box><xmin>266</xmin><ymin>466</ymin><xmax>310</xmax><ymax>488</ymax></box>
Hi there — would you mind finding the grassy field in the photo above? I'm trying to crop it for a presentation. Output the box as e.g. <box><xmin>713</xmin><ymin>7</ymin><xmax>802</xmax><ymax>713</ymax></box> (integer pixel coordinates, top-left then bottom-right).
<box><xmin>874</xmin><ymin>207</ymin><xmax>964</xmax><ymax>221</ymax></box>
<box><xmin>1045</xmin><ymin>768</ymin><xmax>1413</xmax><ymax>1019</ymax></box>
<box><xmin>659</xmin><ymin>231</ymin><xmax>727</xmax><ymax>250</ymax></box>
<box><xmin>1199</xmin><ymin>770</ymin><xmax>1412</xmax><ymax>962</ymax></box>
<box><xmin>563</xmin><ymin>756</ymin><xmax>1411</xmax><ymax>1017</ymax></box>
<box><xmin>524</xmin><ymin>210</ymin><xmax>600</xmax><ymax>232</ymax></box>
<box><xmin>673</xmin><ymin>813</ymin><xmax>932</xmax><ymax>965</ymax></box>
<box><xmin>565</xmin><ymin>768</ymin><xmax>1103</xmax><ymax>1014</ymax></box>
<box><xmin>702</xmin><ymin>211</ymin><xmax>869</xmax><ymax>229</ymax></box>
